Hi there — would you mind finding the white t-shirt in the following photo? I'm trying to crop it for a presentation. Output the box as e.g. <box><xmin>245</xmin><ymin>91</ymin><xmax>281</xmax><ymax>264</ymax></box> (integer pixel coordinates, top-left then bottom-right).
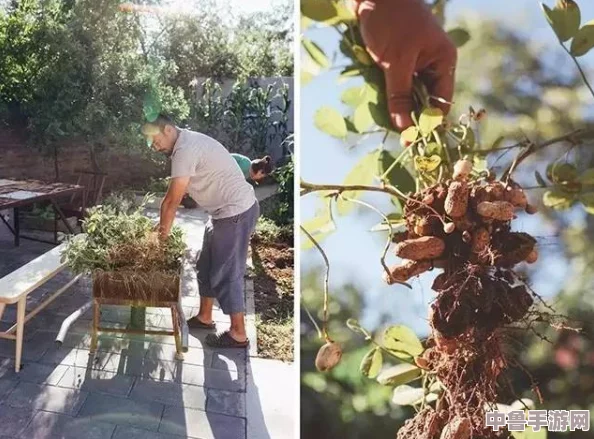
<box><xmin>170</xmin><ymin>129</ymin><xmax>256</xmax><ymax>219</ymax></box>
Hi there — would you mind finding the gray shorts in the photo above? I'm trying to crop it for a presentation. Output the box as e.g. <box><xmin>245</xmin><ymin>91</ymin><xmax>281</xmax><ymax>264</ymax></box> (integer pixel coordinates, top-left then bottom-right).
<box><xmin>196</xmin><ymin>201</ymin><xmax>259</xmax><ymax>314</ymax></box>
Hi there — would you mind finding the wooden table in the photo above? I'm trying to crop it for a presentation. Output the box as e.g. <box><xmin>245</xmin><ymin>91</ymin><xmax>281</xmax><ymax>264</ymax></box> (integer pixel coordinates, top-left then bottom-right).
<box><xmin>0</xmin><ymin>179</ymin><xmax>84</xmax><ymax>246</ymax></box>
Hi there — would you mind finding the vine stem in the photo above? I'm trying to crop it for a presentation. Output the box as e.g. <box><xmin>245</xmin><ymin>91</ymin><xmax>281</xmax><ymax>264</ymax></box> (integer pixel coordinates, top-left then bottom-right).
<box><xmin>301</xmin><ymin>181</ymin><xmax>449</xmax><ymax>227</ymax></box>
<box><xmin>300</xmin><ymin>225</ymin><xmax>332</xmax><ymax>342</ymax></box>
<box><xmin>561</xmin><ymin>43</ymin><xmax>594</xmax><ymax>99</ymax></box>
<box><xmin>501</xmin><ymin>128</ymin><xmax>594</xmax><ymax>180</ymax></box>
<box><xmin>341</xmin><ymin>195</ymin><xmax>412</xmax><ymax>289</ymax></box>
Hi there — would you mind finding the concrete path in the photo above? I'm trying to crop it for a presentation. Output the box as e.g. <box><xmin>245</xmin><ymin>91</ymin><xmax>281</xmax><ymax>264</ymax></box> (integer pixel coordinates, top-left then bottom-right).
<box><xmin>0</xmin><ymin>183</ymin><xmax>294</xmax><ymax>439</ymax></box>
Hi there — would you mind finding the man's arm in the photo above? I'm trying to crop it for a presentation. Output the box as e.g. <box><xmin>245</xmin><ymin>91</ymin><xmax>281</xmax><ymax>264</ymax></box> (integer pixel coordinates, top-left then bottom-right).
<box><xmin>159</xmin><ymin>176</ymin><xmax>190</xmax><ymax>239</ymax></box>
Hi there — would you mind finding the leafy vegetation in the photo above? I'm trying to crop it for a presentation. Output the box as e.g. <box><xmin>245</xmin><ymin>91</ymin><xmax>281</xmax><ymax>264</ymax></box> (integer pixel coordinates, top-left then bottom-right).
<box><xmin>61</xmin><ymin>203</ymin><xmax>185</xmax><ymax>274</ymax></box>
<box><xmin>0</xmin><ymin>0</ymin><xmax>294</xmax><ymax>177</ymax></box>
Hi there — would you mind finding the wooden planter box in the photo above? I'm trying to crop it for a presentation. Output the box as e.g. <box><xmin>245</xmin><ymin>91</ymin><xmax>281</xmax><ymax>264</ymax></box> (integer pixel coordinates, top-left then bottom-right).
<box><xmin>21</xmin><ymin>215</ymin><xmax>78</xmax><ymax>233</ymax></box>
<box><xmin>92</xmin><ymin>270</ymin><xmax>180</xmax><ymax>306</ymax></box>
<box><xmin>90</xmin><ymin>269</ymin><xmax>187</xmax><ymax>359</ymax></box>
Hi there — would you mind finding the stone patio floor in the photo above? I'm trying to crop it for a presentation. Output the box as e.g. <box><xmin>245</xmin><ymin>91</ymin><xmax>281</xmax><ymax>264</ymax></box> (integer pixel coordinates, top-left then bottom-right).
<box><xmin>0</xmin><ymin>187</ymin><xmax>294</xmax><ymax>439</ymax></box>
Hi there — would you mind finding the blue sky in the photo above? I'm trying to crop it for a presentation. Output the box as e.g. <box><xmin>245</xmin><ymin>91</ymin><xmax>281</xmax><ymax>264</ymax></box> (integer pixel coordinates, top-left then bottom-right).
<box><xmin>301</xmin><ymin>0</ymin><xmax>594</xmax><ymax>335</ymax></box>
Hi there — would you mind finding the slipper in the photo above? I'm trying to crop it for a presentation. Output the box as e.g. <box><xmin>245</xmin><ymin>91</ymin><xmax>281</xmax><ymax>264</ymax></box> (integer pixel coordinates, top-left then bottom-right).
<box><xmin>205</xmin><ymin>331</ymin><xmax>249</xmax><ymax>349</ymax></box>
<box><xmin>187</xmin><ymin>317</ymin><xmax>216</xmax><ymax>330</ymax></box>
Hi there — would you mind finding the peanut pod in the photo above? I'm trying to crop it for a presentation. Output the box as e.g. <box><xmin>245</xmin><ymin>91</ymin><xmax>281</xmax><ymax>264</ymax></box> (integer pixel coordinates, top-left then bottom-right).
<box><xmin>444</xmin><ymin>181</ymin><xmax>469</xmax><ymax>218</ymax></box>
<box><xmin>470</xmin><ymin>227</ymin><xmax>490</xmax><ymax>254</ymax></box>
<box><xmin>394</xmin><ymin>236</ymin><xmax>445</xmax><ymax>260</ymax></box>
<box><xmin>383</xmin><ymin>260</ymin><xmax>432</xmax><ymax>284</ymax></box>
<box><xmin>476</xmin><ymin>201</ymin><xmax>514</xmax><ymax>221</ymax></box>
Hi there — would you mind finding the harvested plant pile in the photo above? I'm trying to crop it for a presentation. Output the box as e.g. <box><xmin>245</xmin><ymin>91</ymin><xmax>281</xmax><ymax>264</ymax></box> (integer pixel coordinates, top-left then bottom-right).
<box><xmin>61</xmin><ymin>203</ymin><xmax>186</xmax><ymax>300</ymax></box>
<box><xmin>384</xmin><ymin>160</ymin><xmax>538</xmax><ymax>439</ymax></box>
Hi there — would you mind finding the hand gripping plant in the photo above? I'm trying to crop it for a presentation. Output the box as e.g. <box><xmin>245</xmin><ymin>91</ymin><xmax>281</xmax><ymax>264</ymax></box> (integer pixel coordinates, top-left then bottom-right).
<box><xmin>301</xmin><ymin>1</ymin><xmax>594</xmax><ymax>438</ymax></box>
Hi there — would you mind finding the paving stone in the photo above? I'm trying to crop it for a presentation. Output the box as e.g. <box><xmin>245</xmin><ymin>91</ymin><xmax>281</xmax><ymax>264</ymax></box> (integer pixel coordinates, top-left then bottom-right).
<box><xmin>0</xmin><ymin>404</ymin><xmax>36</xmax><ymax>436</ymax></box>
<box><xmin>0</xmin><ymin>357</ymin><xmax>19</xmax><ymax>380</ymax></box>
<box><xmin>17</xmin><ymin>362</ymin><xmax>68</xmax><ymax>385</ymax></box>
<box><xmin>57</xmin><ymin>366</ymin><xmax>136</xmax><ymax>397</ymax></box>
<box><xmin>206</xmin><ymin>388</ymin><xmax>246</xmax><ymax>418</ymax></box>
<box><xmin>0</xmin><ymin>331</ymin><xmax>54</xmax><ymax>362</ymax></box>
<box><xmin>209</xmin><ymin>350</ymin><xmax>246</xmax><ymax>372</ymax></box>
<box><xmin>130</xmin><ymin>379</ymin><xmax>206</xmax><ymax>410</ymax></box>
<box><xmin>145</xmin><ymin>343</ymin><xmax>212</xmax><ymax>368</ymax></box>
<box><xmin>40</xmin><ymin>347</ymin><xmax>148</xmax><ymax>375</ymax></box>
<box><xmin>112</xmin><ymin>425</ymin><xmax>185</xmax><ymax>439</ymax></box>
<box><xmin>20</xmin><ymin>410</ymin><xmax>116</xmax><ymax>439</ymax></box>
<box><xmin>4</xmin><ymin>382</ymin><xmax>88</xmax><ymax>415</ymax></box>
<box><xmin>0</xmin><ymin>377</ymin><xmax>18</xmax><ymax>401</ymax></box>
<box><xmin>78</xmin><ymin>393</ymin><xmax>164</xmax><ymax>431</ymax></box>
<box><xmin>159</xmin><ymin>405</ymin><xmax>245</xmax><ymax>439</ymax></box>
<box><xmin>134</xmin><ymin>359</ymin><xmax>243</xmax><ymax>392</ymax></box>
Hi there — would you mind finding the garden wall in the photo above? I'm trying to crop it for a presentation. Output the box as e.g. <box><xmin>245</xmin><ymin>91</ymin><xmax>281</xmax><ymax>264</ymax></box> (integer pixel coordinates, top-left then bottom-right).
<box><xmin>0</xmin><ymin>124</ymin><xmax>165</xmax><ymax>190</ymax></box>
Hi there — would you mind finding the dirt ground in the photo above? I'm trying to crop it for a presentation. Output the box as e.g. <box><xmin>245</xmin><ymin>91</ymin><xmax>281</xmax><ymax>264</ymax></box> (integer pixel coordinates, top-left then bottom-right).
<box><xmin>249</xmin><ymin>234</ymin><xmax>294</xmax><ymax>362</ymax></box>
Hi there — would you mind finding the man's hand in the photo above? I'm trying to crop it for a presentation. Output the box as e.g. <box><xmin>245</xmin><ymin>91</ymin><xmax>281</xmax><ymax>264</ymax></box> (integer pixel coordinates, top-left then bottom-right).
<box><xmin>159</xmin><ymin>176</ymin><xmax>190</xmax><ymax>240</ymax></box>
<box><xmin>356</xmin><ymin>0</ymin><xmax>457</xmax><ymax>131</ymax></box>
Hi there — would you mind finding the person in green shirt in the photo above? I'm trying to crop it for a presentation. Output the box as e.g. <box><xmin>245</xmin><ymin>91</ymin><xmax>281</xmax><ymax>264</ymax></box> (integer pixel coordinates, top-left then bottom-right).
<box><xmin>231</xmin><ymin>153</ymin><xmax>273</xmax><ymax>183</ymax></box>
<box><xmin>180</xmin><ymin>153</ymin><xmax>273</xmax><ymax>208</ymax></box>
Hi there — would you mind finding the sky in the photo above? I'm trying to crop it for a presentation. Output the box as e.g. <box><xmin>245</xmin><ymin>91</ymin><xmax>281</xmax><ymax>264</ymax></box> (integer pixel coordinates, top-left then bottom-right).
<box><xmin>301</xmin><ymin>0</ymin><xmax>594</xmax><ymax>335</ymax></box>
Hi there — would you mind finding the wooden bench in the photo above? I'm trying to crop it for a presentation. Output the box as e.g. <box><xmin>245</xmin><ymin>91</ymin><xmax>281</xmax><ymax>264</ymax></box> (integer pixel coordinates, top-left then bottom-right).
<box><xmin>0</xmin><ymin>241</ymin><xmax>82</xmax><ymax>372</ymax></box>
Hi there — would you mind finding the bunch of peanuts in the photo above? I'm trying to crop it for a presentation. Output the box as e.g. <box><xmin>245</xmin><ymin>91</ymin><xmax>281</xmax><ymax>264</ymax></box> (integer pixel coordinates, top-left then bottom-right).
<box><xmin>383</xmin><ymin>159</ymin><xmax>538</xmax><ymax>285</ymax></box>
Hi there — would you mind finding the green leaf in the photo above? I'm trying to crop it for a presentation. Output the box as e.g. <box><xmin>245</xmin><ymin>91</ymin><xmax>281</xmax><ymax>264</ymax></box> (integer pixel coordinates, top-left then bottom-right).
<box><xmin>352</xmin><ymin>45</ymin><xmax>373</xmax><ymax>65</ymax></box>
<box><xmin>579</xmin><ymin>192</ymin><xmax>594</xmax><ymax>214</ymax></box>
<box><xmin>579</xmin><ymin>168</ymin><xmax>594</xmax><ymax>184</ymax></box>
<box><xmin>302</xmin><ymin>38</ymin><xmax>330</xmax><ymax>69</ymax></box>
<box><xmin>377</xmin><ymin>363</ymin><xmax>422</xmax><ymax>386</ymax></box>
<box><xmin>337</xmin><ymin>150</ymin><xmax>381</xmax><ymax>214</ymax></box>
<box><xmin>419</xmin><ymin>107</ymin><xmax>443</xmax><ymax>135</ymax></box>
<box><xmin>370</xmin><ymin>219</ymin><xmax>406</xmax><ymax>232</ymax></box>
<box><xmin>548</xmin><ymin>162</ymin><xmax>578</xmax><ymax>183</ymax></box>
<box><xmin>369</xmin><ymin>102</ymin><xmax>393</xmax><ymax>130</ymax></box>
<box><xmin>360</xmin><ymin>348</ymin><xmax>383</xmax><ymax>378</ymax></box>
<box><xmin>301</xmin><ymin>0</ymin><xmax>338</xmax><ymax>23</ymax></box>
<box><xmin>542</xmin><ymin>1</ymin><xmax>581</xmax><ymax>43</ymax></box>
<box><xmin>392</xmin><ymin>385</ymin><xmax>425</xmax><ymax>406</ymax></box>
<box><xmin>354</xmin><ymin>103</ymin><xmax>374</xmax><ymax>132</ymax></box>
<box><xmin>447</xmin><ymin>28</ymin><xmax>470</xmax><ymax>48</ymax></box>
<box><xmin>414</xmin><ymin>155</ymin><xmax>442</xmax><ymax>173</ymax></box>
<box><xmin>301</xmin><ymin>206</ymin><xmax>336</xmax><ymax>250</ymax></box>
<box><xmin>341</xmin><ymin>86</ymin><xmax>366</xmax><ymax>108</ymax></box>
<box><xmin>543</xmin><ymin>189</ymin><xmax>575</xmax><ymax>210</ymax></box>
<box><xmin>424</xmin><ymin>142</ymin><xmax>441</xmax><ymax>156</ymax></box>
<box><xmin>535</xmin><ymin>171</ymin><xmax>548</xmax><ymax>187</ymax></box>
<box><xmin>339</xmin><ymin>66</ymin><xmax>363</xmax><ymax>82</ymax></box>
<box><xmin>345</xmin><ymin>117</ymin><xmax>358</xmax><ymax>133</ymax></box>
<box><xmin>301</xmin><ymin>70</ymin><xmax>315</xmax><ymax>86</ymax></box>
<box><xmin>571</xmin><ymin>19</ymin><xmax>594</xmax><ymax>56</ymax></box>
<box><xmin>379</xmin><ymin>151</ymin><xmax>416</xmax><ymax>195</ymax></box>
<box><xmin>314</xmin><ymin>106</ymin><xmax>347</xmax><ymax>139</ymax></box>
<box><xmin>400</xmin><ymin>126</ymin><xmax>419</xmax><ymax>145</ymax></box>
<box><xmin>383</xmin><ymin>325</ymin><xmax>424</xmax><ymax>357</ymax></box>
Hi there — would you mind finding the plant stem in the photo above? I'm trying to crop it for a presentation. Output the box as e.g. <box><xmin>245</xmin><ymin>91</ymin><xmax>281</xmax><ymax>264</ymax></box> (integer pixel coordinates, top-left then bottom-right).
<box><xmin>380</xmin><ymin>147</ymin><xmax>410</xmax><ymax>181</ymax></box>
<box><xmin>300</xmin><ymin>225</ymin><xmax>332</xmax><ymax>342</ymax></box>
<box><xmin>341</xmin><ymin>196</ymin><xmax>411</xmax><ymax>289</ymax></box>
<box><xmin>561</xmin><ymin>43</ymin><xmax>594</xmax><ymax>99</ymax></box>
<box><xmin>502</xmin><ymin>128</ymin><xmax>594</xmax><ymax>179</ymax></box>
